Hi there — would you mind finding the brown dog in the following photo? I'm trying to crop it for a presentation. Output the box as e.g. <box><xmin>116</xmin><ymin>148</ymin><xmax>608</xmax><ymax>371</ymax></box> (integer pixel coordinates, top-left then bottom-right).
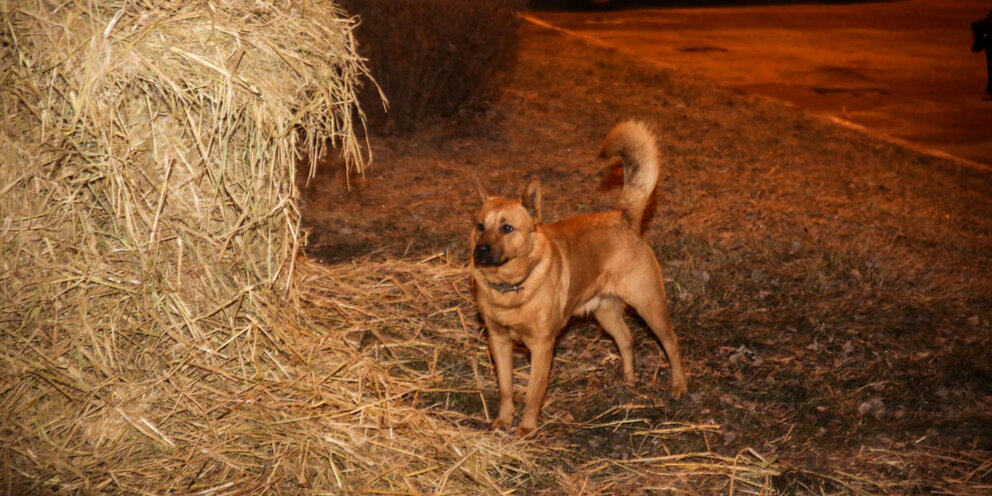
<box><xmin>471</xmin><ymin>121</ymin><xmax>688</xmax><ymax>435</ymax></box>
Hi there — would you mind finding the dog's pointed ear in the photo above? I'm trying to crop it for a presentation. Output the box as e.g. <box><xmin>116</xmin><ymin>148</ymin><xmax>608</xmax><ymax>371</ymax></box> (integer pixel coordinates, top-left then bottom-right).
<box><xmin>473</xmin><ymin>171</ymin><xmax>491</xmax><ymax>202</ymax></box>
<box><xmin>521</xmin><ymin>177</ymin><xmax>542</xmax><ymax>224</ymax></box>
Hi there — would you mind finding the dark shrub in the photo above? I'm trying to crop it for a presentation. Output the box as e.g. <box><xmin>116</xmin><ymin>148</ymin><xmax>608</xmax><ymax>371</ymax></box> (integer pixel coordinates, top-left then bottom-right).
<box><xmin>341</xmin><ymin>0</ymin><xmax>525</xmax><ymax>133</ymax></box>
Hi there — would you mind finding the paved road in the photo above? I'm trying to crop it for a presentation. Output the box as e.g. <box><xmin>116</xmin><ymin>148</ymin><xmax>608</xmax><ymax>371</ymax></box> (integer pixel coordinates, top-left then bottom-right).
<box><xmin>531</xmin><ymin>0</ymin><xmax>992</xmax><ymax>166</ymax></box>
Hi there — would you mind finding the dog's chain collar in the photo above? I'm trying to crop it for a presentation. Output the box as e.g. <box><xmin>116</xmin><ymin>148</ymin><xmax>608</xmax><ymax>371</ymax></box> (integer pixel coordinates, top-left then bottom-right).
<box><xmin>485</xmin><ymin>268</ymin><xmax>533</xmax><ymax>294</ymax></box>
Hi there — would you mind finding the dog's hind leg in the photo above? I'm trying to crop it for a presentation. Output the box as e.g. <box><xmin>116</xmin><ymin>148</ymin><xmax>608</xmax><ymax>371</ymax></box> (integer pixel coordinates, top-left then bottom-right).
<box><xmin>620</xmin><ymin>271</ymin><xmax>688</xmax><ymax>399</ymax></box>
<box><xmin>594</xmin><ymin>297</ymin><xmax>636</xmax><ymax>384</ymax></box>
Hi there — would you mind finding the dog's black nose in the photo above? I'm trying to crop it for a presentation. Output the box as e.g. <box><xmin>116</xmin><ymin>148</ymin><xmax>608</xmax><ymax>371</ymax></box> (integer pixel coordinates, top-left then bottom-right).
<box><xmin>474</xmin><ymin>244</ymin><xmax>498</xmax><ymax>266</ymax></box>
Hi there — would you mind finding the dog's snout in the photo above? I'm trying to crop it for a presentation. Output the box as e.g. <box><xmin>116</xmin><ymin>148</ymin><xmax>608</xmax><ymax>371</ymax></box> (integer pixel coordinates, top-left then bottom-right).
<box><xmin>474</xmin><ymin>243</ymin><xmax>504</xmax><ymax>266</ymax></box>
<box><xmin>474</xmin><ymin>243</ymin><xmax>492</xmax><ymax>264</ymax></box>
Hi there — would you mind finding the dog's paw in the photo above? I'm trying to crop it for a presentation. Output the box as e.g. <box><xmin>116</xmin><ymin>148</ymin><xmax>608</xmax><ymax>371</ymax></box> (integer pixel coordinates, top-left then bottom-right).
<box><xmin>622</xmin><ymin>373</ymin><xmax>636</xmax><ymax>386</ymax></box>
<box><xmin>514</xmin><ymin>425</ymin><xmax>535</xmax><ymax>437</ymax></box>
<box><xmin>670</xmin><ymin>375</ymin><xmax>689</xmax><ymax>400</ymax></box>
<box><xmin>514</xmin><ymin>416</ymin><xmax>540</xmax><ymax>437</ymax></box>
<box><xmin>492</xmin><ymin>417</ymin><xmax>513</xmax><ymax>433</ymax></box>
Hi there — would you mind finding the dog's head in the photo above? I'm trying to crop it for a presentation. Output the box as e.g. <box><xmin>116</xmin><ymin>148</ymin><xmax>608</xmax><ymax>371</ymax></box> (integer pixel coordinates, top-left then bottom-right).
<box><xmin>471</xmin><ymin>176</ymin><xmax>542</xmax><ymax>270</ymax></box>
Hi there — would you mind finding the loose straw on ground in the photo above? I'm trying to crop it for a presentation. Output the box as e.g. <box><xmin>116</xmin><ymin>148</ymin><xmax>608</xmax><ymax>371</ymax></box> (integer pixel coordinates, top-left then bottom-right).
<box><xmin>0</xmin><ymin>1</ymin><xmax>536</xmax><ymax>493</ymax></box>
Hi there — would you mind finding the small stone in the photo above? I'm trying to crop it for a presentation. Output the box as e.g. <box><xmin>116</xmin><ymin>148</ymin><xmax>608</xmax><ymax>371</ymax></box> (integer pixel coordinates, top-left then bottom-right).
<box><xmin>722</xmin><ymin>430</ymin><xmax>739</xmax><ymax>443</ymax></box>
<box><xmin>842</xmin><ymin>340</ymin><xmax>855</xmax><ymax>355</ymax></box>
<box><xmin>858</xmin><ymin>398</ymin><xmax>885</xmax><ymax>418</ymax></box>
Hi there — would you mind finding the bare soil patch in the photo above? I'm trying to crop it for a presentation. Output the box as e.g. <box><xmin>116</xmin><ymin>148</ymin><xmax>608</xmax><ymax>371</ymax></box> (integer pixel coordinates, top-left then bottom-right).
<box><xmin>299</xmin><ymin>22</ymin><xmax>992</xmax><ymax>494</ymax></box>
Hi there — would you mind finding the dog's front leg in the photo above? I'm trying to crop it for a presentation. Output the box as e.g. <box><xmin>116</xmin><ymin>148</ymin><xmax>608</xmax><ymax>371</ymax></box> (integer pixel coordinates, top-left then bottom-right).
<box><xmin>518</xmin><ymin>339</ymin><xmax>554</xmax><ymax>436</ymax></box>
<box><xmin>486</xmin><ymin>325</ymin><xmax>515</xmax><ymax>431</ymax></box>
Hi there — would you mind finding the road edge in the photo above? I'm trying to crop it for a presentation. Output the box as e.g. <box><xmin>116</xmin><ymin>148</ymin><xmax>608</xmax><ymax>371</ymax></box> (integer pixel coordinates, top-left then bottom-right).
<box><xmin>520</xmin><ymin>14</ymin><xmax>991</xmax><ymax>172</ymax></box>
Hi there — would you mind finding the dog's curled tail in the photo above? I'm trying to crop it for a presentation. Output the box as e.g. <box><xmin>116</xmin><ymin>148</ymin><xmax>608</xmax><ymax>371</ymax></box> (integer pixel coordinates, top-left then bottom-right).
<box><xmin>600</xmin><ymin>120</ymin><xmax>660</xmax><ymax>231</ymax></box>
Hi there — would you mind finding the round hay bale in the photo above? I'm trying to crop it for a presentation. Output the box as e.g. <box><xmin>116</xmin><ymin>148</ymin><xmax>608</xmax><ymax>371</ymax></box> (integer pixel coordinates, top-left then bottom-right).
<box><xmin>0</xmin><ymin>1</ymin><xmax>531</xmax><ymax>493</ymax></box>
<box><xmin>1</xmin><ymin>0</ymin><xmax>368</xmax><ymax>356</ymax></box>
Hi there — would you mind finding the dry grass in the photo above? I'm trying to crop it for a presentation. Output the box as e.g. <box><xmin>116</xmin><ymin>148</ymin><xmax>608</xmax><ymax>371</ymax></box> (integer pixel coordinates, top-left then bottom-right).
<box><xmin>0</xmin><ymin>253</ymin><xmax>546</xmax><ymax>493</ymax></box>
<box><xmin>2</xmin><ymin>0</ymin><xmax>990</xmax><ymax>493</ymax></box>
<box><xmin>297</xmin><ymin>21</ymin><xmax>992</xmax><ymax>495</ymax></box>
<box><xmin>0</xmin><ymin>0</ymin><xmax>526</xmax><ymax>493</ymax></box>
<box><xmin>297</xmin><ymin>257</ymin><xmax>847</xmax><ymax>495</ymax></box>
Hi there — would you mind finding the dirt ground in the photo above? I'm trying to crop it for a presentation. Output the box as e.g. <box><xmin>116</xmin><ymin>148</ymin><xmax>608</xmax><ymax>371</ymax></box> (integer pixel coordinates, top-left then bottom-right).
<box><xmin>299</xmin><ymin>21</ymin><xmax>992</xmax><ymax>494</ymax></box>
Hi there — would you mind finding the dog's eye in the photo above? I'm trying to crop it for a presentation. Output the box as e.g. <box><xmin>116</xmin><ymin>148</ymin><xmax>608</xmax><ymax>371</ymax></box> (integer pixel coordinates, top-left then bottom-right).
<box><xmin>476</xmin><ymin>222</ymin><xmax>485</xmax><ymax>232</ymax></box>
<box><xmin>500</xmin><ymin>224</ymin><xmax>514</xmax><ymax>234</ymax></box>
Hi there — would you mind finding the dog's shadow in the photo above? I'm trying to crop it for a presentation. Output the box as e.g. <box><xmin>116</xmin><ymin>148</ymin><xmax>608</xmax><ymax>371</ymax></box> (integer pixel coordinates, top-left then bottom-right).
<box><xmin>597</xmin><ymin>159</ymin><xmax>661</xmax><ymax>234</ymax></box>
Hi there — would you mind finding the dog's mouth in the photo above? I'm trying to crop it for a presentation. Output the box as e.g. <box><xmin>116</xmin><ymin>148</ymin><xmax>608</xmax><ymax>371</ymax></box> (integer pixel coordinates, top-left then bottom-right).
<box><xmin>473</xmin><ymin>244</ymin><xmax>508</xmax><ymax>267</ymax></box>
<box><xmin>474</xmin><ymin>254</ymin><xmax>509</xmax><ymax>267</ymax></box>
<box><xmin>475</xmin><ymin>258</ymin><xmax>508</xmax><ymax>268</ymax></box>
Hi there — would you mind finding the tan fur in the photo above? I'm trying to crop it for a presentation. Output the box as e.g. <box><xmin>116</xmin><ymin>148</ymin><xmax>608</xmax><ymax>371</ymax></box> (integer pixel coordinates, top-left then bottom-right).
<box><xmin>471</xmin><ymin>121</ymin><xmax>688</xmax><ymax>436</ymax></box>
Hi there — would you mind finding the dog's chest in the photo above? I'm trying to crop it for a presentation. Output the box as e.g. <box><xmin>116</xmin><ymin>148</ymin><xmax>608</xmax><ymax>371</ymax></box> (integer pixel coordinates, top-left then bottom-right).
<box><xmin>480</xmin><ymin>294</ymin><xmax>562</xmax><ymax>340</ymax></box>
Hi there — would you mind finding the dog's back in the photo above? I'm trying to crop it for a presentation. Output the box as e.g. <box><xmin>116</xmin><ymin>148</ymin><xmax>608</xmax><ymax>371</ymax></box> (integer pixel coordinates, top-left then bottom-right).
<box><xmin>542</xmin><ymin>211</ymin><xmax>659</xmax><ymax>315</ymax></box>
<box><xmin>542</xmin><ymin>121</ymin><xmax>664</xmax><ymax>314</ymax></box>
